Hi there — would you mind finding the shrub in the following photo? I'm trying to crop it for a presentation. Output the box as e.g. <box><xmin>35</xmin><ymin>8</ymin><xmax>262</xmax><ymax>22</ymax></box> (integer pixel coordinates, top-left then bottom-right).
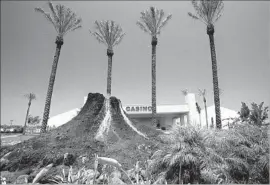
<box><xmin>149</xmin><ymin>123</ymin><xmax>269</xmax><ymax>184</ymax></box>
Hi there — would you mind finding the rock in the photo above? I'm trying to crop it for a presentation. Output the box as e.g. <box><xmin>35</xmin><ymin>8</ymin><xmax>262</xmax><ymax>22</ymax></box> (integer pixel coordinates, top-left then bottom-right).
<box><xmin>15</xmin><ymin>175</ymin><xmax>28</xmax><ymax>184</ymax></box>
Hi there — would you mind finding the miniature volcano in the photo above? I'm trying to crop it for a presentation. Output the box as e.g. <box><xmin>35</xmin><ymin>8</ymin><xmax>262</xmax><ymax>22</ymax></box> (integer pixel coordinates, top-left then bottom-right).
<box><xmin>0</xmin><ymin>93</ymin><xmax>160</xmax><ymax>176</ymax></box>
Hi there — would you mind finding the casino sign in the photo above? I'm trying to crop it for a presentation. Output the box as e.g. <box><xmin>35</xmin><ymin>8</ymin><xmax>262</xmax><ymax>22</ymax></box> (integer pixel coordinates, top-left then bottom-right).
<box><xmin>125</xmin><ymin>106</ymin><xmax>152</xmax><ymax>113</ymax></box>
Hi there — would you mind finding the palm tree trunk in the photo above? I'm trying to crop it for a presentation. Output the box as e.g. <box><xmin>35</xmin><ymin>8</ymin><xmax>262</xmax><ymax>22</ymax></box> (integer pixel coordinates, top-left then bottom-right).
<box><xmin>40</xmin><ymin>36</ymin><xmax>63</xmax><ymax>134</ymax></box>
<box><xmin>207</xmin><ymin>26</ymin><xmax>222</xmax><ymax>129</ymax></box>
<box><xmin>107</xmin><ymin>49</ymin><xmax>114</xmax><ymax>97</ymax></box>
<box><xmin>179</xmin><ymin>162</ymin><xmax>182</xmax><ymax>184</ymax></box>
<box><xmin>203</xmin><ymin>97</ymin><xmax>209</xmax><ymax>129</ymax></box>
<box><xmin>199</xmin><ymin>113</ymin><xmax>202</xmax><ymax>127</ymax></box>
<box><xmin>151</xmin><ymin>36</ymin><xmax>157</xmax><ymax>127</ymax></box>
<box><xmin>23</xmin><ymin>101</ymin><xmax>31</xmax><ymax>135</ymax></box>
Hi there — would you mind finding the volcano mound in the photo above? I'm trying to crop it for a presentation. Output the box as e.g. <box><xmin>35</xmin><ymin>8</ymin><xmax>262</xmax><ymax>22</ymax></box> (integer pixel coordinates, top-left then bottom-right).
<box><xmin>0</xmin><ymin>93</ymin><xmax>161</xmax><ymax>182</ymax></box>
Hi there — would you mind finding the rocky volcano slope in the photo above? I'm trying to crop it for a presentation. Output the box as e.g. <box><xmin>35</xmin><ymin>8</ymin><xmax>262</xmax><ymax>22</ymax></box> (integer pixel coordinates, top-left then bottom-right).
<box><xmin>0</xmin><ymin>93</ymin><xmax>161</xmax><ymax>180</ymax></box>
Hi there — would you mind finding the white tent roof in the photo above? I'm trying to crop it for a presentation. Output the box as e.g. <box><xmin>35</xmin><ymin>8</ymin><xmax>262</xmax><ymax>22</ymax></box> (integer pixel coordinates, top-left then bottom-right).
<box><xmin>200</xmin><ymin>105</ymin><xmax>239</xmax><ymax>128</ymax></box>
<box><xmin>48</xmin><ymin>108</ymin><xmax>80</xmax><ymax>128</ymax></box>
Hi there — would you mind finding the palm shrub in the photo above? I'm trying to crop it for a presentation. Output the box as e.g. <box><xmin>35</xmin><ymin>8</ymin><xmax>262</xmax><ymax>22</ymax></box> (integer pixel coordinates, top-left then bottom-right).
<box><xmin>23</xmin><ymin>93</ymin><xmax>36</xmax><ymax>135</ymax></box>
<box><xmin>149</xmin><ymin>123</ymin><xmax>269</xmax><ymax>184</ymax></box>
<box><xmin>149</xmin><ymin>125</ymin><xmax>209</xmax><ymax>184</ymax></box>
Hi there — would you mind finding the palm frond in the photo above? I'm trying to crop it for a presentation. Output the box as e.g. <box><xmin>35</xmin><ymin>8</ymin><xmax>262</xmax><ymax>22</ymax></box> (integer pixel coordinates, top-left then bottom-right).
<box><xmin>188</xmin><ymin>12</ymin><xmax>199</xmax><ymax>20</ymax></box>
<box><xmin>90</xmin><ymin>20</ymin><xmax>125</xmax><ymax>49</ymax></box>
<box><xmin>157</xmin><ymin>14</ymin><xmax>172</xmax><ymax>34</ymax></box>
<box><xmin>35</xmin><ymin>2</ymin><xmax>82</xmax><ymax>37</ymax></box>
<box><xmin>182</xmin><ymin>89</ymin><xmax>189</xmax><ymax>96</ymax></box>
<box><xmin>138</xmin><ymin>6</ymin><xmax>172</xmax><ymax>37</ymax></box>
<box><xmin>35</xmin><ymin>7</ymin><xmax>58</xmax><ymax>32</ymax></box>
<box><xmin>136</xmin><ymin>21</ymin><xmax>151</xmax><ymax>34</ymax></box>
<box><xmin>47</xmin><ymin>1</ymin><xmax>59</xmax><ymax>24</ymax></box>
<box><xmin>189</xmin><ymin>0</ymin><xmax>224</xmax><ymax>26</ymax></box>
<box><xmin>24</xmin><ymin>93</ymin><xmax>36</xmax><ymax>101</ymax></box>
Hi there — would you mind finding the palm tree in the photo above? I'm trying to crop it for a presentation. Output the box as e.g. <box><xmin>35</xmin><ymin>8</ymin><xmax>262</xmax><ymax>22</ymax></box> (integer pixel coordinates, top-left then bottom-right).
<box><xmin>35</xmin><ymin>1</ymin><xmax>82</xmax><ymax>133</ymax></box>
<box><xmin>137</xmin><ymin>7</ymin><xmax>172</xmax><ymax>126</ymax></box>
<box><xmin>23</xmin><ymin>93</ymin><xmax>36</xmax><ymax>135</ymax></box>
<box><xmin>198</xmin><ymin>89</ymin><xmax>209</xmax><ymax>128</ymax></box>
<box><xmin>196</xmin><ymin>102</ymin><xmax>202</xmax><ymax>127</ymax></box>
<box><xmin>182</xmin><ymin>89</ymin><xmax>189</xmax><ymax>96</ymax></box>
<box><xmin>188</xmin><ymin>0</ymin><xmax>224</xmax><ymax>129</ymax></box>
<box><xmin>89</xmin><ymin>20</ymin><xmax>125</xmax><ymax>98</ymax></box>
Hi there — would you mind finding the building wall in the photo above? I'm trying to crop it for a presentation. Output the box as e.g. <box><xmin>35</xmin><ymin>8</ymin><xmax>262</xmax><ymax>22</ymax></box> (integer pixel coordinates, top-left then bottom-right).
<box><xmin>131</xmin><ymin>113</ymin><xmax>188</xmax><ymax>129</ymax></box>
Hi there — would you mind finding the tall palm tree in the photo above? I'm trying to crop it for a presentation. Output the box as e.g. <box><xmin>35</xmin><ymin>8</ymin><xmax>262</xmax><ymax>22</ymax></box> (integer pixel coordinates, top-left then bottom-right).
<box><xmin>23</xmin><ymin>93</ymin><xmax>36</xmax><ymax>135</ymax></box>
<box><xmin>199</xmin><ymin>89</ymin><xmax>209</xmax><ymax>128</ymax></box>
<box><xmin>89</xmin><ymin>20</ymin><xmax>125</xmax><ymax>97</ymax></box>
<box><xmin>188</xmin><ymin>0</ymin><xmax>224</xmax><ymax>129</ymax></box>
<box><xmin>35</xmin><ymin>1</ymin><xmax>82</xmax><ymax>133</ymax></box>
<box><xmin>137</xmin><ymin>7</ymin><xmax>172</xmax><ymax>126</ymax></box>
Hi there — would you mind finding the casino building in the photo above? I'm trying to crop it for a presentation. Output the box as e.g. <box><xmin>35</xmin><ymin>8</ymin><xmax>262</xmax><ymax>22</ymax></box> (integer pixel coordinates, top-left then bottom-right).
<box><xmin>47</xmin><ymin>93</ymin><xmax>238</xmax><ymax>129</ymax></box>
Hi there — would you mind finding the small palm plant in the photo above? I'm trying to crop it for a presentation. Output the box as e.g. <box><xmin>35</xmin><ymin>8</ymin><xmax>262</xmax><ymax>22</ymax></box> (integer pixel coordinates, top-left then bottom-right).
<box><xmin>35</xmin><ymin>1</ymin><xmax>82</xmax><ymax>133</ymax></box>
<box><xmin>198</xmin><ymin>89</ymin><xmax>209</xmax><ymax>128</ymax></box>
<box><xmin>196</xmin><ymin>102</ymin><xmax>202</xmax><ymax>127</ymax></box>
<box><xmin>23</xmin><ymin>93</ymin><xmax>36</xmax><ymax>135</ymax></box>
<box><xmin>137</xmin><ymin>7</ymin><xmax>172</xmax><ymax>127</ymax></box>
<box><xmin>188</xmin><ymin>0</ymin><xmax>224</xmax><ymax>129</ymax></box>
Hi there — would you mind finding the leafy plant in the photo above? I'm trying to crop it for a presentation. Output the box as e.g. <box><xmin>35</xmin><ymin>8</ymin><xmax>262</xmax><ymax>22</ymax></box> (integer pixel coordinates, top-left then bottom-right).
<box><xmin>28</xmin><ymin>115</ymin><xmax>41</xmax><ymax>125</ymax></box>
<box><xmin>249</xmin><ymin>102</ymin><xmax>269</xmax><ymax>126</ymax></box>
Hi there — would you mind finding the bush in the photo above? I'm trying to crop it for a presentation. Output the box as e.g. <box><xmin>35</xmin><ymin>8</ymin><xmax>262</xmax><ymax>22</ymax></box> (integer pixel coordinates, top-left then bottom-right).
<box><xmin>149</xmin><ymin>123</ymin><xmax>269</xmax><ymax>184</ymax></box>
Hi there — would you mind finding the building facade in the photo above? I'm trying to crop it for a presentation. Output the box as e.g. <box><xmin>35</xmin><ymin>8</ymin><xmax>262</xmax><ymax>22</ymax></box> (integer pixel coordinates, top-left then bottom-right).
<box><xmin>48</xmin><ymin>93</ymin><xmax>239</xmax><ymax>129</ymax></box>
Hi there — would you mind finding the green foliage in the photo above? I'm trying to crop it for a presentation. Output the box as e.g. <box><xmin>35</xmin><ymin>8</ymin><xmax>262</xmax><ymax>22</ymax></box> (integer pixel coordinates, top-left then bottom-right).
<box><xmin>239</xmin><ymin>102</ymin><xmax>250</xmax><ymax>121</ymax></box>
<box><xmin>35</xmin><ymin>1</ymin><xmax>82</xmax><ymax>38</ymax></box>
<box><xmin>238</xmin><ymin>102</ymin><xmax>269</xmax><ymax>127</ymax></box>
<box><xmin>89</xmin><ymin>20</ymin><xmax>125</xmax><ymax>50</ymax></box>
<box><xmin>149</xmin><ymin>123</ymin><xmax>269</xmax><ymax>184</ymax></box>
<box><xmin>24</xmin><ymin>93</ymin><xmax>36</xmax><ymax>102</ymax></box>
<box><xmin>250</xmin><ymin>102</ymin><xmax>269</xmax><ymax>126</ymax></box>
<box><xmin>137</xmin><ymin>6</ymin><xmax>172</xmax><ymax>37</ymax></box>
<box><xmin>28</xmin><ymin>115</ymin><xmax>41</xmax><ymax>125</ymax></box>
<box><xmin>188</xmin><ymin>0</ymin><xmax>224</xmax><ymax>26</ymax></box>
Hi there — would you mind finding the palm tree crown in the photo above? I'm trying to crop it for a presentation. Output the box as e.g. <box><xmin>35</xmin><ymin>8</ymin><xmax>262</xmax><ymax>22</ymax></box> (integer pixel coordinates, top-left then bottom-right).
<box><xmin>89</xmin><ymin>20</ymin><xmax>125</xmax><ymax>51</ymax></box>
<box><xmin>188</xmin><ymin>0</ymin><xmax>224</xmax><ymax>29</ymax></box>
<box><xmin>24</xmin><ymin>93</ymin><xmax>36</xmax><ymax>102</ymax></box>
<box><xmin>35</xmin><ymin>1</ymin><xmax>82</xmax><ymax>39</ymax></box>
<box><xmin>137</xmin><ymin>7</ymin><xmax>172</xmax><ymax>37</ymax></box>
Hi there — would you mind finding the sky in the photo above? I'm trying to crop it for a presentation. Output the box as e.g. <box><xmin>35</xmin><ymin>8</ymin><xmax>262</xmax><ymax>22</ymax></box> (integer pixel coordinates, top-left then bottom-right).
<box><xmin>1</xmin><ymin>1</ymin><xmax>270</xmax><ymax>126</ymax></box>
